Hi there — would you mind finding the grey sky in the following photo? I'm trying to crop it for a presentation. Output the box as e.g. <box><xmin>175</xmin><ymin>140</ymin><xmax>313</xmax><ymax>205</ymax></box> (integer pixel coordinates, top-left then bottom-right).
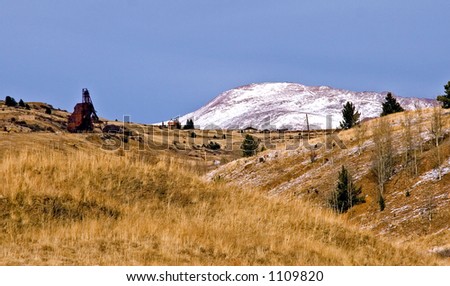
<box><xmin>1</xmin><ymin>0</ymin><xmax>449</xmax><ymax>123</ymax></box>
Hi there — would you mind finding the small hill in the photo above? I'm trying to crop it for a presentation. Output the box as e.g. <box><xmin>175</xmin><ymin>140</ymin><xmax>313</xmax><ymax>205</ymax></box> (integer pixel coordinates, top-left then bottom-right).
<box><xmin>179</xmin><ymin>82</ymin><xmax>435</xmax><ymax>130</ymax></box>
<box><xmin>207</xmin><ymin>107</ymin><xmax>450</xmax><ymax>258</ymax></box>
<box><xmin>0</xmin><ymin>100</ymin><xmax>242</xmax><ymax>164</ymax></box>
<box><xmin>0</xmin><ymin>102</ymin><xmax>70</xmax><ymax>133</ymax></box>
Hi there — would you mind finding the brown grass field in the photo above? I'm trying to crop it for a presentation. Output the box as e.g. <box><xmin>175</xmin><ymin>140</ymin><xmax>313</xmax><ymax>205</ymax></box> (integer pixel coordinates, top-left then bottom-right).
<box><xmin>0</xmin><ymin>148</ymin><xmax>445</xmax><ymax>265</ymax></box>
<box><xmin>0</xmin><ymin>103</ymin><xmax>449</xmax><ymax>265</ymax></box>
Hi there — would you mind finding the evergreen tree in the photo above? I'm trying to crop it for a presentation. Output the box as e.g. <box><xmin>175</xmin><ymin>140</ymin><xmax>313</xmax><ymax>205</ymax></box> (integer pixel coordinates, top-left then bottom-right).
<box><xmin>329</xmin><ymin>165</ymin><xmax>365</xmax><ymax>213</ymax></box>
<box><xmin>381</xmin><ymin>92</ymin><xmax>404</xmax><ymax>116</ymax></box>
<box><xmin>5</xmin><ymin>96</ymin><xmax>17</xmax><ymax>107</ymax></box>
<box><xmin>18</xmin><ymin>99</ymin><xmax>25</xmax><ymax>107</ymax></box>
<box><xmin>437</xmin><ymin>81</ymin><xmax>450</xmax><ymax>109</ymax></box>
<box><xmin>183</xmin><ymin>119</ymin><xmax>195</xmax><ymax>129</ymax></box>
<box><xmin>339</xmin><ymin>101</ymin><xmax>360</xmax><ymax>129</ymax></box>
<box><xmin>240</xmin><ymin>134</ymin><xmax>259</xmax><ymax>157</ymax></box>
<box><xmin>45</xmin><ymin>107</ymin><xmax>52</xmax><ymax>115</ymax></box>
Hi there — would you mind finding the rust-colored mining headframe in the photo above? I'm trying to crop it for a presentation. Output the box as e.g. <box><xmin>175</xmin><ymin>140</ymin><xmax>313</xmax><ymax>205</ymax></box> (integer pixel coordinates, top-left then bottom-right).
<box><xmin>67</xmin><ymin>88</ymin><xmax>99</xmax><ymax>132</ymax></box>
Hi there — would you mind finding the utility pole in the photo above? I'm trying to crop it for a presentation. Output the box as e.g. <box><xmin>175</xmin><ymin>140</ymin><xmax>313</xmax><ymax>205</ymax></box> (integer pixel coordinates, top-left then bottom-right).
<box><xmin>306</xmin><ymin>113</ymin><xmax>310</xmax><ymax>141</ymax></box>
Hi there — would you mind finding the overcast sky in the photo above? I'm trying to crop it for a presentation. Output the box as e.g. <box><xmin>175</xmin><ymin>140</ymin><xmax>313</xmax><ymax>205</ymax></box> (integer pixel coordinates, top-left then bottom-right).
<box><xmin>1</xmin><ymin>0</ymin><xmax>449</xmax><ymax>123</ymax></box>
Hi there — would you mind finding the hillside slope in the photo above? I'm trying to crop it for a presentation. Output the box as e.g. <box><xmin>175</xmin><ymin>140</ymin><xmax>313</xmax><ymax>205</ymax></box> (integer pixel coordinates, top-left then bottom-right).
<box><xmin>207</xmin><ymin>108</ymin><xmax>450</xmax><ymax>257</ymax></box>
<box><xmin>0</xmin><ymin>102</ymin><xmax>70</xmax><ymax>133</ymax></box>
<box><xmin>0</xmin><ymin>101</ymin><xmax>243</xmax><ymax>163</ymax></box>
<box><xmin>0</xmin><ymin>135</ymin><xmax>446</xmax><ymax>265</ymax></box>
<box><xmin>1</xmin><ymin>101</ymin><xmax>448</xmax><ymax>265</ymax></box>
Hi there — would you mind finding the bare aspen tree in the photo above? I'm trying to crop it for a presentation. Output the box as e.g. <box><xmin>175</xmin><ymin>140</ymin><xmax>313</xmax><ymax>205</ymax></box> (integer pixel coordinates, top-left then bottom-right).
<box><xmin>355</xmin><ymin>122</ymin><xmax>367</xmax><ymax>156</ymax></box>
<box><xmin>415</xmin><ymin>105</ymin><xmax>425</xmax><ymax>154</ymax></box>
<box><xmin>430</xmin><ymin>106</ymin><xmax>443</xmax><ymax>180</ymax></box>
<box><xmin>372</xmin><ymin>117</ymin><xmax>393</xmax><ymax>211</ymax></box>
<box><xmin>325</xmin><ymin>114</ymin><xmax>334</xmax><ymax>165</ymax></box>
<box><xmin>413</xmin><ymin>145</ymin><xmax>419</xmax><ymax>176</ymax></box>
<box><xmin>401</xmin><ymin>111</ymin><xmax>416</xmax><ymax>175</ymax></box>
<box><xmin>426</xmin><ymin>192</ymin><xmax>436</xmax><ymax>224</ymax></box>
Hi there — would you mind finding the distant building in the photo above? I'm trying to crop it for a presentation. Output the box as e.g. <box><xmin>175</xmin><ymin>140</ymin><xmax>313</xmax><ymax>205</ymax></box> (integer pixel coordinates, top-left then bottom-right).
<box><xmin>243</xmin><ymin>126</ymin><xmax>258</xmax><ymax>133</ymax></box>
<box><xmin>167</xmin><ymin>117</ymin><xmax>181</xmax><ymax>129</ymax></box>
<box><xmin>67</xmin><ymin>88</ymin><xmax>99</xmax><ymax>132</ymax></box>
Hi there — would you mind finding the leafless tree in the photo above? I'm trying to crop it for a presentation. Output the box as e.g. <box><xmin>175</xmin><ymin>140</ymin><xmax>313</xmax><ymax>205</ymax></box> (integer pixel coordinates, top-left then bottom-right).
<box><xmin>430</xmin><ymin>106</ymin><xmax>444</xmax><ymax>180</ymax></box>
<box><xmin>355</xmin><ymin>122</ymin><xmax>367</xmax><ymax>156</ymax></box>
<box><xmin>372</xmin><ymin>117</ymin><xmax>393</xmax><ymax>211</ymax></box>
<box><xmin>401</xmin><ymin>111</ymin><xmax>417</xmax><ymax>175</ymax></box>
<box><xmin>415</xmin><ymin>105</ymin><xmax>425</xmax><ymax>154</ymax></box>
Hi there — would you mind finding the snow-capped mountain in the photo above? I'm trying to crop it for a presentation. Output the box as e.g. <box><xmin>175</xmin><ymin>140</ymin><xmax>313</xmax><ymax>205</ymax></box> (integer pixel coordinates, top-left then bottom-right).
<box><xmin>179</xmin><ymin>82</ymin><xmax>436</xmax><ymax>130</ymax></box>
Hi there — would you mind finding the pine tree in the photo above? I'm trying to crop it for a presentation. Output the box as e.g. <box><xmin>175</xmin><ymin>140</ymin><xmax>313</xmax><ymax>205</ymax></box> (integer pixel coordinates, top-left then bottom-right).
<box><xmin>340</xmin><ymin>101</ymin><xmax>360</xmax><ymax>129</ymax></box>
<box><xmin>5</xmin><ymin>96</ymin><xmax>17</xmax><ymax>107</ymax></box>
<box><xmin>240</xmin><ymin>134</ymin><xmax>259</xmax><ymax>157</ymax></box>
<box><xmin>381</xmin><ymin>92</ymin><xmax>404</xmax><ymax>116</ymax></box>
<box><xmin>183</xmin><ymin>119</ymin><xmax>195</xmax><ymax>129</ymax></box>
<box><xmin>18</xmin><ymin>99</ymin><xmax>25</xmax><ymax>107</ymax></box>
<box><xmin>437</xmin><ymin>81</ymin><xmax>450</xmax><ymax>108</ymax></box>
<box><xmin>329</xmin><ymin>165</ymin><xmax>365</xmax><ymax>213</ymax></box>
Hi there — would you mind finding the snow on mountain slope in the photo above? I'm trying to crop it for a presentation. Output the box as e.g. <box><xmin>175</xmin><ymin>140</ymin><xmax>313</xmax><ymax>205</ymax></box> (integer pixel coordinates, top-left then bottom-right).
<box><xmin>179</xmin><ymin>82</ymin><xmax>436</xmax><ymax>130</ymax></box>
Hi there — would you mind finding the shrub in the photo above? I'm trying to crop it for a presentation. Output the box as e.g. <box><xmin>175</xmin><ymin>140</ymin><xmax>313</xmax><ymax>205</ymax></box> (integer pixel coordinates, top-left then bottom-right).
<box><xmin>205</xmin><ymin>141</ymin><xmax>220</xmax><ymax>150</ymax></box>
<box><xmin>5</xmin><ymin>96</ymin><xmax>17</xmax><ymax>107</ymax></box>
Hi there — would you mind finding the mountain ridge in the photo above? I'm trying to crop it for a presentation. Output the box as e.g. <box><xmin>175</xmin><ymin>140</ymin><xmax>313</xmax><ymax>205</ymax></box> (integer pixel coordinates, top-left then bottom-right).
<box><xmin>179</xmin><ymin>82</ymin><xmax>436</xmax><ymax>130</ymax></box>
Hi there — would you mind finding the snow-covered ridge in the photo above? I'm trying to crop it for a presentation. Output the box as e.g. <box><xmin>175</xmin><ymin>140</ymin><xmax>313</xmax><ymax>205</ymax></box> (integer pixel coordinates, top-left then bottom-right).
<box><xmin>179</xmin><ymin>82</ymin><xmax>436</xmax><ymax>130</ymax></box>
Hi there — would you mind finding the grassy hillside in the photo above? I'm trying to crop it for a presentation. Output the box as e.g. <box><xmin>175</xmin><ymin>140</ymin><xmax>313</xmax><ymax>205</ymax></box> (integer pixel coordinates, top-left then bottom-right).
<box><xmin>0</xmin><ymin>144</ymin><xmax>445</xmax><ymax>265</ymax></box>
<box><xmin>0</xmin><ymin>102</ymin><xmax>449</xmax><ymax>265</ymax></box>
<box><xmin>209</xmin><ymin>108</ymin><xmax>450</xmax><ymax>259</ymax></box>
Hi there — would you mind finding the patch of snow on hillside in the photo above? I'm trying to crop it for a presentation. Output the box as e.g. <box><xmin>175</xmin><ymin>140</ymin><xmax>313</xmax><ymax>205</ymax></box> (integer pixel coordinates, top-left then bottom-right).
<box><xmin>412</xmin><ymin>156</ymin><xmax>450</xmax><ymax>188</ymax></box>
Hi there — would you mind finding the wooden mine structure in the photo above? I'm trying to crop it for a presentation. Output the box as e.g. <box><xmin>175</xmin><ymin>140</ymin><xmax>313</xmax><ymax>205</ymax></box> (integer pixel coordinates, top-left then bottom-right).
<box><xmin>67</xmin><ymin>88</ymin><xmax>99</xmax><ymax>132</ymax></box>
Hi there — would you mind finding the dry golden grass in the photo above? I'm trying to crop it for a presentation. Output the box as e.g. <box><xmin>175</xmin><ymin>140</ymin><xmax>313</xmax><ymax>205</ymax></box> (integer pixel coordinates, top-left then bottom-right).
<box><xmin>209</xmin><ymin>108</ymin><xmax>450</xmax><ymax>261</ymax></box>
<box><xmin>0</xmin><ymin>145</ymin><xmax>446</xmax><ymax>265</ymax></box>
<box><xmin>1</xmin><ymin>105</ymin><xmax>449</xmax><ymax>265</ymax></box>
